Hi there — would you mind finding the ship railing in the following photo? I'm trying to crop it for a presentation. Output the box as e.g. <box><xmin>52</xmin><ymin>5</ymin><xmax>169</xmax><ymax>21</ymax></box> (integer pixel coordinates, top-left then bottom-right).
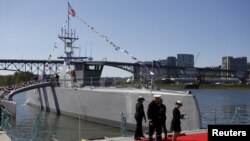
<box><xmin>56</xmin><ymin>76</ymin><xmax>145</xmax><ymax>89</ymax></box>
<box><xmin>120</xmin><ymin>112</ymin><xmax>128</xmax><ymax>137</ymax></box>
<box><xmin>30</xmin><ymin>114</ymin><xmax>41</xmax><ymax>141</ymax></box>
<box><xmin>9</xmin><ymin>128</ymin><xmax>131</xmax><ymax>141</ymax></box>
<box><xmin>7</xmin><ymin>109</ymin><xmax>208</xmax><ymax>140</ymax></box>
<box><xmin>8</xmin><ymin>113</ymin><xmax>134</xmax><ymax>141</ymax></box>
<box><xmin>0</xmin><ymin>105</ymin><xmax>12</xmax><ymax>138</ymax></box>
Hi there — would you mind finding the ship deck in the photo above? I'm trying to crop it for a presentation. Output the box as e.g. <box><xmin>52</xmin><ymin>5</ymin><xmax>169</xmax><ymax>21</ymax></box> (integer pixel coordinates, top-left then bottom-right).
<box><xmin>73</xmin><ymin>86</ymin><xmax>192</xmax><ymax>96</ymax></box>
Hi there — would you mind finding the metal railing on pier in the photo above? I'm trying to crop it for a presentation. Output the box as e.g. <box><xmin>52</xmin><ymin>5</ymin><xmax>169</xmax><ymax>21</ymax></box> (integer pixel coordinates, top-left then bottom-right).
<box><xmin>0</xmin><ymin>105</ymin><xmax>12</xmax><ymax>141</ymax></box>
<box><xmin>200</xmin><ymin>106</ymin><xmax>249</xmax><ymax>128</ymax></box>
<box><xmin>7</xmin><ymin>111</ymin><xmax>133</xmax><ymax>141</ymax></box>
<box><xmin>0</xmin><ymin>106</ymin><xmax>12</xmax><ymax>131</ymax></box>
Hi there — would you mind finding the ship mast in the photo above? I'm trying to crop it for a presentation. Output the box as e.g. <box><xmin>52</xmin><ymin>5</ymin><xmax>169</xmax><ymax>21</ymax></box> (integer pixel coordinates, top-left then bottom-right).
<box><xmin>58</xmin><ymin>5</ymin><xmax>79</xmax><ymax>64</ymax></box>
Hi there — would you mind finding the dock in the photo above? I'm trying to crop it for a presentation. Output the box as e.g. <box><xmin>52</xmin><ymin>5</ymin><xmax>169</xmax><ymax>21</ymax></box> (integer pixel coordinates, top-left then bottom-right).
<box><xmin>89</xmin><ymin>129</ymin><xmax>208</xmax><ymax>141</ymax></box>
<box><xmin>0</xmin><ymin>131</ymin><xmax>11</xmax><ymax>141</ymax></box>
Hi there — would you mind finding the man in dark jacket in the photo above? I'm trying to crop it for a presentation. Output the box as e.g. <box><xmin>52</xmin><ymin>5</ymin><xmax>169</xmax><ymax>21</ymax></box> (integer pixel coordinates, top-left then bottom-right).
<box><xmin>134</xmin><ymin>96</ymin><xmax>147</xmax><ymax>140</ymax></box>
<box><xmin>159</xmin><ymin>98</ymin><xmax>167</xmax><ymax>138</ymax></box>
<box><xmin>147</xmin><ymin>95</ymin><xmax>162</xmax><ymax>141</ymax></box>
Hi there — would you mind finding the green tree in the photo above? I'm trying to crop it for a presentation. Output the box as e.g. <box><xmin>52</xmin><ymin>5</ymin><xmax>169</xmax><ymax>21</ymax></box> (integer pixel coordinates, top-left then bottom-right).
<box><xmin>0</xmin><ymin>72</ymin><xmax>35</xmax><ymax>86</ymax></box>
<box><xmin>3</xmin><ymin>75</ymin><xmax>14</xmax><ymax>86</ymax></box>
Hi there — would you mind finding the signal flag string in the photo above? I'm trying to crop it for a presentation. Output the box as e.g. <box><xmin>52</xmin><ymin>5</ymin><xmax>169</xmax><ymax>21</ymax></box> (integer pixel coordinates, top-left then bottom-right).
<box><xmin>75</xmin><ymin>15</ymin><xmax>145</xmax><ymax>65</ymax></box>
<box><xmin>67</xmin><ymin>3</ymin><xmax>155</xmax><ymax>73</ymax></box>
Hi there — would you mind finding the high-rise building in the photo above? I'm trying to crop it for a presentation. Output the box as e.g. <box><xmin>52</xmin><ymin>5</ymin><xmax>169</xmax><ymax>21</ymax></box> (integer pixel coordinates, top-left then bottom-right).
<box><xmin>221</xmin><ymin>56</ymin><xmax>247</xmax><ymax>78</ymax></box>
<box><xmin>177</xmin><ymin>54</ymin><xmax>194</xmax><ymax>67</ymax></box>
<box><xmin>167</xmin><ymin>56</ymin><xmax>177</xmax><ymax>67</ymax></box>
<box><xmin>221</xmin><ymin>56</ymin><xmax>247</xmax><ymax>71</ymax></box>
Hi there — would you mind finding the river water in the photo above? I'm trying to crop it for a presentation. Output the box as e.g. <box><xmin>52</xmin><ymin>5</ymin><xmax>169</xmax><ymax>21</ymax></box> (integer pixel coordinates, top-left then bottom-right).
<box><xmin>9</xmin><ymin>93</ymin><xmax>131</xmax><ymax>141</ymax></box>
<box><xmin>6</xmin><ymin>88</ymin><xmax>250</xmax><ymax>141</ymax></box>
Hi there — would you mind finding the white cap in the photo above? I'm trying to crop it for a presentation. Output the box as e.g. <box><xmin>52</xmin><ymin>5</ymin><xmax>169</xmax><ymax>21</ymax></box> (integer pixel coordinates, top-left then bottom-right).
<box><xmin>176</xmin><ymin>100</ymin><xmax>183</xmax><ymax>106</ymax></box>
<box><xmin>153</xmin><ymin>94</ymin><xmax>161</xmax><ymax>98</ymax></box>
<box><xmin>137</xmin><ymin>96</ymin><xmax>145</xmax><ymax>101</ymax></box>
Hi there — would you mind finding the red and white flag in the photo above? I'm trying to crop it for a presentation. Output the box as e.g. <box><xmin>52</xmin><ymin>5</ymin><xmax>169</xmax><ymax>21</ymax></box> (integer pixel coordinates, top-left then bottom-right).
<box><xmin>68</xmin><ymin>2</ymin><xmax>76</xmax><ymax>17</ymax></box>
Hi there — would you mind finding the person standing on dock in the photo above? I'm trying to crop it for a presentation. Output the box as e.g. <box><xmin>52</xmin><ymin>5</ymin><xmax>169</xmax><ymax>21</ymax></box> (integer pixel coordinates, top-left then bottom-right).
<box><xmin>170</xmin><ymin>100</ymin><xmax>186</xmax><ymax>141</ymax></box>
<box><xmin>159</xmin><ymin>98</ymin><xmax>167</xmax><ymax>138</ymax></box>
<box><xmin>134</xmin><ymin>96</ymin><xmax>147</xmax><ymax>140</ymax></box>
<box><xmin>147</xmin><ymin>95</ymin><xmax>162</xmax><ymax>141</ymax></box>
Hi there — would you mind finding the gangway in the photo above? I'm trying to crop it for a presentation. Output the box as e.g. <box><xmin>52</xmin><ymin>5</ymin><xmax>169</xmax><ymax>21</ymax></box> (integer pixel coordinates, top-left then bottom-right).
<box><xmin>1</xmin><ymin>81</ymin><xmax>60</xmax><ymax>117</ymax></box>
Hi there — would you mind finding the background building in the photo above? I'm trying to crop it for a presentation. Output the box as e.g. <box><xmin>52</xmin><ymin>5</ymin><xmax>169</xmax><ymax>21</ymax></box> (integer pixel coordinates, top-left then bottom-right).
<box><xmin>177</xmin><ymin>54</ymin><xmax>194</xmax><ymax>67</ymax></box>
<box><xmin>221</xmin><ymin>56</ymin><xmax>247</xmax><ymax>71</ymax></box>
<box><xmin>221</xmin><ymin>56</ymin><xmax>247</xmax><ymax>79</ymax></box>
<box><xmin>158</xmin><ymin>59</ymin><xmax>167</xmax><ymax>67</ymax></box>
<box><xmin>167</xmin><ymin>56</ymin><xmax>177</xmax><ymax>67</ymax></box>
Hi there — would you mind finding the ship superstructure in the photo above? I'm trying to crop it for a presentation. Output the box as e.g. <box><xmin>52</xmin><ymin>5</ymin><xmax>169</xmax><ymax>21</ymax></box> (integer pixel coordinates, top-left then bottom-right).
<box><xmin>57</xmin><ymin>12</ymin><xmax>103</xmax><ymax>87</ymax></box>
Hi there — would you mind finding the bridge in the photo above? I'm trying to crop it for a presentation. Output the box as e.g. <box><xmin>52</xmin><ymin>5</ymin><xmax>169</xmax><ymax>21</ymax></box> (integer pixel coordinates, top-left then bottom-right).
<box><xmin>0</xmin><ymin>59</ymin><xmax>249</xmax><ymax>83</ymax></box>
<box><xmin>0</xmin><ymin>59</ymin><xmax>139</xmax><ymax>74</ymax></box>
<box><xmin>0</xmin><ymin>59</ymin><xmax>63</xmax><ymax>75</ymax></box>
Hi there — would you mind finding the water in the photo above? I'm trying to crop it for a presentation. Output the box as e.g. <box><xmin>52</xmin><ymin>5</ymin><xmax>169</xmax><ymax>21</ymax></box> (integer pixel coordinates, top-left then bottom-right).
<box><xmin>9</xmin><ymin>93</ymin><xmax>133</xmax><ymax>141</ymax></box>
<box><xmin>190</xmin><ymin>89</ymin><xmax>250</xmax><ymax>127</ymax></box>
<box><xmin>6</xmin><ymin>89</ymin><xmax>250</xmax><ymax>141</ymax></box>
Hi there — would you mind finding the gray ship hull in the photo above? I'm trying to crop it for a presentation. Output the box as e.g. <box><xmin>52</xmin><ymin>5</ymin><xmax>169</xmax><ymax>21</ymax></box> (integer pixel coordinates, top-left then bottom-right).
<box><xmin>26</xmin><ymin>86</ymin><xmax>202</xmax><ymax>131</ymax></box>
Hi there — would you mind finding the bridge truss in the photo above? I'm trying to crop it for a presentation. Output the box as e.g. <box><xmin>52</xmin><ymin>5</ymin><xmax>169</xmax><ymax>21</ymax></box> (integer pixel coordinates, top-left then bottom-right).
<box><xmin>0</xmin><ymin>59</ymin><xmax>249</xmax><ymax>83</ymax></box>
<box><xmin>0</xmin><ymin>59</ymin><xmax>64</xmax><ymax>75</ymax></box>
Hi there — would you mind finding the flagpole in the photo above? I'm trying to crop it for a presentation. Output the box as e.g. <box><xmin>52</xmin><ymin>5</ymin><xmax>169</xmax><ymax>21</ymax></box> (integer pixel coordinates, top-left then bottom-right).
<box><xmin>151</xmin><ymin>60</ymin><xmax>154</xmax><ymax>91</ymax></box>
<box><xmin>67</xmin><ymin>2</ymin><xmax>70</xmax><ymax>37</ymax></box>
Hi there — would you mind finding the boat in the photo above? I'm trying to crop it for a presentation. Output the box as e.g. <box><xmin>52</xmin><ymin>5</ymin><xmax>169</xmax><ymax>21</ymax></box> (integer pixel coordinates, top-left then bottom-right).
<box><xmin>1</xmin><ymin>3</ymin><xmax>205</xmax><ymax>139</ymax></box>
<box><xmin>184</xmin><ymin>83</ymin><xmax>200</xmax><ymax>89</ymax></box>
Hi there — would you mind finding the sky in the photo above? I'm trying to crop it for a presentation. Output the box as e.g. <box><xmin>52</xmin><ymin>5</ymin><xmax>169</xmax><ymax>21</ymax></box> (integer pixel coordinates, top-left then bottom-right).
<box><xmin>0</xmin><ymin>0</ymin><xmax>250</xmax><ymax>77</ymax></box>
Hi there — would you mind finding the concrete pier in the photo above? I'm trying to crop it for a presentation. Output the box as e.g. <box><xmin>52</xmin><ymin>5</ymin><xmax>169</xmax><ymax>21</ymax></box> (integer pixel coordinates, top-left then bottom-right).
<box><xmin>0</xmin><ymin>131</ymin><xmax>11</xmax><ymax>141</ymax></box>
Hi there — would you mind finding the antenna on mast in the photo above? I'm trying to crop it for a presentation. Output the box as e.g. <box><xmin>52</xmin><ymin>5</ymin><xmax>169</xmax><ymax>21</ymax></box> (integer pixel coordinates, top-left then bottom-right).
<box><xmin>58</xmin><ymin>2</ymin><xmax>79</xmax><ymax>62</ymax></box>
<box><xmin>88</xmin><ymin>41</ymin><xmax>93</xmax><ymax>61</ymax></box>
<box><xmin>58</xmin><ymin>2</ymin><xmax>88</xmax><ymax>61</ymax></box>
<box><xmin>84</xmin><ymin>41</ymin><xmax>88</xmax><ymax>60</ymax></box>
<box><xmin>90</xmin><ymin>41</ymin><xmax>92</xmax><ymax>58</ymax></box>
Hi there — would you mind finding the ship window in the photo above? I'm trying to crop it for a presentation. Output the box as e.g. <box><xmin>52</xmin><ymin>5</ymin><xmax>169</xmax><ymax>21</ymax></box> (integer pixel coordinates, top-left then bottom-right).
<box><xmin>86</xmin><ymin>65</ymin><xmax>95</xmax><ymax>71</ymax></box>
<box><xmin>66</xmin><ymin>42</ymin><xmax>72</xmax><ymax>47</ymax></box>
<box><xmin>96</xmin><ymin>65</ymin><xmax>101</xmax><ymax>70</ymax></box>
<box><xmin>85</xmin><ymin>64</ymin><xmax>102</xmax><ymax>71</ymax></box>
<box><xmin>89</xmin><ymin>65</ymin><xmax>95</xmax><ymax>70</ymax></box>
<box><xmin>75</xmin><ymin>64</ymin><xmax>83</xmax><ymax>70</ymax></box>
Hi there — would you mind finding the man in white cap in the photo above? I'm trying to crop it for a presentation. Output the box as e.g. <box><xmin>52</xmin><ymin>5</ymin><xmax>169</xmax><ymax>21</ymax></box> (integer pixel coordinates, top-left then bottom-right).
<box><xmin>147</xmin><ymin>94</ymin><xmax>162</xmax><ymax>141</ymax></box>
<box><xmin>170</xmin><ymin>100</ymin><xmax>186</xmax><ymax>141</ymax></box>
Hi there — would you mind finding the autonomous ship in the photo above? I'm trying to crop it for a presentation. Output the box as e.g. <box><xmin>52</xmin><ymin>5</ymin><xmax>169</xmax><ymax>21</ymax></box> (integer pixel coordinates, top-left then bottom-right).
<box><xmin>2</xmin><ymin>5</ymin><xmax>203</xmax><ymax>134</ymax></box>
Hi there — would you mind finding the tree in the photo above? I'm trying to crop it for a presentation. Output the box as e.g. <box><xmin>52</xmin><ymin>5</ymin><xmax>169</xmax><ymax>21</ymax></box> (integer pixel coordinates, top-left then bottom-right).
<box><xmin>0</xmin><ymin>72</ymin><xmax>35</xmax><ymax>86</ymax></box>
